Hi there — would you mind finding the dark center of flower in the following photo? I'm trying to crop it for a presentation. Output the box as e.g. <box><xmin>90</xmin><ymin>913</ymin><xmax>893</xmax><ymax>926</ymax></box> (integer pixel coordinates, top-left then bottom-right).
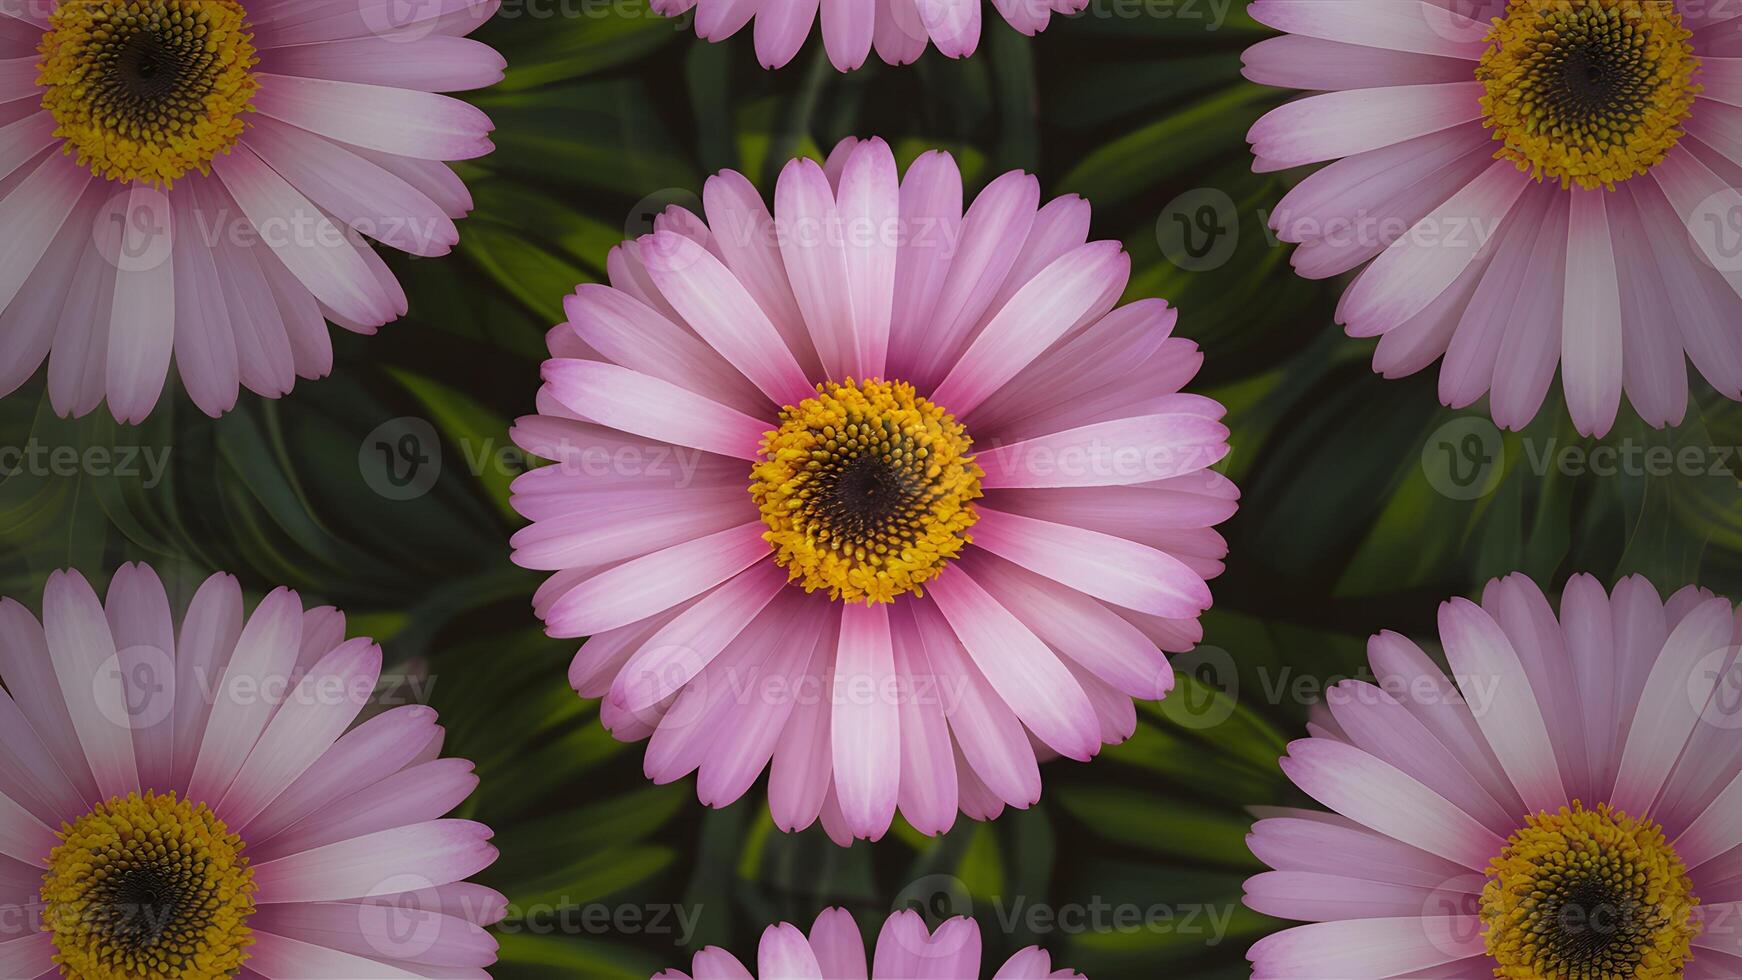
<box><xmin>1477</xmin><ymin>0</ymin><xmax>1700</xmax><ymax>189</ymax></box>
<box><xmin>37</xmin><ymin>0</ymin><xmax>260</xmax><ymax>186</ymax></box>
<box><xmin>750</xmin><ymin>378</ymin><xmax>983</xmax><ymax>604</ymax></box>
<box><xmin>1482</xmin><ymin>803</ymin><xmax>1699</xmax><ymax>979</ymax></box>
<box><xmin>42</xmin><ymin>792</ymin><xmax>256</xmax><ymax>980</ymax></box>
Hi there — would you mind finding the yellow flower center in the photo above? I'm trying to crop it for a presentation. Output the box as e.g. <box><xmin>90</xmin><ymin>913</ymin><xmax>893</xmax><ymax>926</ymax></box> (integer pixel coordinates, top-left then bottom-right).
<box><xmin>37</xmin><ymin>0</ymin><xmax>259</xmax><ymax>187</ymax></box>
<box><xmin>1482</xmin><ymin>803</ymin><xmax>1699</xmax><ymax>979</ymax></box>
<box><xmin>750</xmin><ymin>378</ymin><xmax>983</xmax><ymax>604</ymax></box>
<box><xmin>42</xmin><ymin>792</ymin><xmax>256</xmax><ymax>980</ymax></box>
<box><xmin>1477</xmin><ymin>0</ymin><xmax>1700</xmax><ymax>189</ymax></box>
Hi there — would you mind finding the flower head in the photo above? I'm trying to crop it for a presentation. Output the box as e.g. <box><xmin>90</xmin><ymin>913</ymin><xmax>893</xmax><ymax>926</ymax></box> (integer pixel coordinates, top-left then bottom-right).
<box><xmin>1243</xmin><ymin>0</ymin><xmax>1742</xmax><ymax>437</ymax></box>
<box><xmin>0</xmin><ymin>0</ymin><xmax>503</xmax><ymax>422</ymax></box>
<box><xmin>1245</xmin><ymin>572</ymin><xmax>1742</xmax><ymax>978</ymax></box>
<box><xmin>0</xmin><ymin>565</ymin><xmax>502</xmax><ymax>977</ymax></box>
<box><xmin>512</xmin><ymin>137</ymin><xmax>1237</xmax><ymax>845</ymax></box>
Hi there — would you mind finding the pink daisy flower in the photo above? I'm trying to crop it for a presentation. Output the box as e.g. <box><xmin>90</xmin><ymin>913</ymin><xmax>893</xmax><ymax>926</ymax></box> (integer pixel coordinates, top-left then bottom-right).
<box><xmin>1243</xmin><ymin>0</ymin><xmax>1742</xmax><ymax>437</ymax></box>
<box><xmin>511</xmin><ymin>136</ymin><xmax>1236</xmax><ymax>846</ymax></box>
<box><xmin>653</xmin><ymin>908</ymin><xmax>1084</xmax><ymax>979</ymax></box>
<box><xmin>0</xmin><ymin>0</ymin><xmax>502</xmax><ymax>423</ymax></box>
<box><xmin>1245</xmin><ymin>572</ymin><xmax>1742</xmax><ymax>978</ymax></box>
<box><xmin>651</xmin><ymin>0</ymin><xmax>1083</xmax><ymax>71</ymax></box>
<box><xmin>0</xmin><ymin>565</ymin><xmax>503</xmax><ymax>978</ymax></box>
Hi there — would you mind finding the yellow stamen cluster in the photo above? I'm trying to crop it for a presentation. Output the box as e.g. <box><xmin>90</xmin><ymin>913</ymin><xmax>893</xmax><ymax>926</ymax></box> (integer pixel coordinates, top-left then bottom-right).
<box><xmin>751</xmin><ymin>379</ymin><xmax>983</xmax><ymax>604</ymax></box>
<box><xmin>1482</xmin><ymin>802</ymin><xmax>1699</xmax><ymax>979</ymax></box>
<box><xmin>37</xmin><ymin>0</ymin><xmax>259</xmax><ymax>187</ymax></box>
<box><xmin>42</xmin><ymin>792</ymin><xmax>256</xmax><ymax>980</ymax></box>
<box><xmin>1477</xmin><ymin>0</ymin><xmax>1700</xmax><ymax>189</ymax></box>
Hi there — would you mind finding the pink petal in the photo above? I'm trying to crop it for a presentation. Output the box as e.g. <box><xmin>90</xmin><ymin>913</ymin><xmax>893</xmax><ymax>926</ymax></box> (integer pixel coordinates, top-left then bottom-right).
<box><xmin>830</xmin><ymin>602</ymin><xmax>900</xmax><ymax>840</ymax></box>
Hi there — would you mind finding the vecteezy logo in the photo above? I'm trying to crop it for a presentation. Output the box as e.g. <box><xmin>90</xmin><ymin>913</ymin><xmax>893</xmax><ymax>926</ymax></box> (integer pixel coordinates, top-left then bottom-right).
<box><xmin>1157</xmin><ymin>188</ymin><xmax>1239</xmax><ymax>273</ymax></box>
<box><xmin>96</xmin><ymin>645</ymin><xmax>176</xmax><ymax>731</ymax></box>
<box><xmin>1421</xmin><ymin>415</ymin><xmax>1505</xmax><ymax>501</ymax></box>
<box><xmin>360</xmin><ymin>417</ymin><xmax>442</xmax><ymax>501</ymax></box>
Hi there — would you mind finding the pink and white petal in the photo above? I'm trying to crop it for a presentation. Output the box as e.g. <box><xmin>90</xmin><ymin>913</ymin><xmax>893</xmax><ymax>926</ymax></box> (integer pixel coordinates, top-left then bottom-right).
<box><xmin>1325</xmin><ymin>680</ymin><xmax>1516</xmax><ymax>836</ymax></box>
<box><xmin>253</xmin><ymin>820</ymin><xmax>495</xmax><ymax>904</ymax></box>
<box><xmin>0</xmin><ymin>176</ymin><xmax>94</xmax><ymax>403</ymax></box>
<box><xmin>549</xmin><ymin>521</ymin><xmax>771</xmax><ymax>638</ymax></box>
<box><xmin>768</xmin><ymin>631</ymin><xmax>838</xmax><ymax>833</ymax></box>
<box><xmin>42</xmin><ymin>570</ymin><xmax>138</xmax><ymax>801</ymax></box>
<box><xmin>1337</xmin><ymin>160</ymin><xmax>1529</xmax><ymax>338</ymax></box>
<box><xmin>192</xmin><ymin>180</ymin><xmax>301</xmax><ymax>399</ymax></box>
<box><xmin>0</xmin><ymin>788</ymin><xmax>55</xmax><ymax>865</ymax></box>
<box><xmin>700</xmin><ymin>170</ymin><xmax>818</xmax><ymax>376</ymax></box>
<box><xmin>829</xmin><ymin>602</ymin><xmax>900</xmax><ymax>840</ymax></box>
<box><xmin>1437</xmin><ymin>188</ymin><xmax>1554</xmax><ymax>409</ymax></box>
<box><xmin>773</xmin><ymin>157</ymin><xmax>859</xmax><ymax>379</ymax></box>
<box><xmin>250</xmin><ymin>901</ymin><xmax>496</xmax><ymax>969</ymax></box>
<box><xmin>1245</xmin><ymin>0</ymin><xmax>1491</xmax><ymax>58</ymax></box>
<box><xmin>872</xmin><ymin>0</ymin><xmax>928</xmax><ymax>65</ymax></box>
<box><xmin>1242</xmin><ymin>34</ymin><xmax>1478</xmax><ymax>91</ymax></box>
<box><xmin>47</xmin><ymin>200</ymin><xmax>119</xmax><ymax>420</ymax></box>
<box><xmin>613</xmin><ymin>564</ymin><xmax>790</xmax><ymax>719</ymax></box>
<box><xmin>976</xmin><ymin>414</ymin><xmax>1229</xmax><ymax>489</ymax></box>
<box><xmin>186</xmin><ymin>588</ymin><xmax>306</xmax><ymax>807</ymax></box>
<box><xmin>256</xmin><ymin>35</ymin><xmax>503</xmax><ymax>92</ymax></box>
<box><xmin>1480</xmin><ymin>573</ymin><xmax>1589</xmax><ymax>805</ymax></box>
<box><xmin>970</xmin><ymin>507</ymin><xmax>1211</xmax><ymax>618</ymax></box>
<box><xmin>1247</xmin><ymin>82</ymin><xmax>1484</xmax><ymax>171</ymax></box>
<box><xmin>637</xmin><ymin>231</ymin><xmax>814</xmax><ymax>406</ymax></box>
<box><xmin>967</xmin><ymin>552</ymin><xmax>1173</xmax><ymax>700</ymax></box>
<box><xmin>0</xmin><ymin>145</ymin><xmax>91</xmax><ymax>318</ymax></box>
<box><xmin>211</xmin><ymin>145</ymin><xmax>397</xmax><ymax>329</ymax></box>
<box><xmin>886</xmin><ymin>603</ymin><xmax>959</xmax><ymax>836</ymax></box>
<box><xmin>218</xmin><ymin>639</ymin><xmax>381</xmax><ymax>830</ymax></box>
<box><xmin>696</xmin><ymin>595</ymin><xmax>830</xmax><ymax>807</ymax></box>
<box><xmin>0</xmin><ymin>934</ymin><xmax>53</xmax><ymax>980</ymax></box>
<box><xmin>1488</xmin><ymin>193</ymin><xmax>1570</xmax><ymax>431</ymax></box>
<box><xmin>887</xmin><ymin>150</ymin><xmax>964</xmax><ymax>379</ymax></box>
<box><xmin>242</xmin><ymin>118</ymin><xmax>459</xmax><ymax>257</ymax></box>
<box><xmin>0</xmin><ymin>598</ymin><xmax>101</xmax><ymax>806</ymax></box>
<box><xmin>242</xmin><ymin>705</ymin><xmax>442</xmax><ymax>844</ymax></box>
<box><xmin>1279</xmin><ymin>738</ymin><xmax>1504</xmax><ymax>870</ymax></box>
<box><xmin>911</xmin><ymin>599</ymin><xmax>1041</xmax><ymax>808</ymax></box>
<box><xmin>0</xmin><ymin>685</ymin><xmax>86</xmax><ymax>824</ymax></box>
<box><xmin>102</xmin><ymin>185</ymin><xmax>177</xmax><ymax>423</ymax></box>
<box><xmin>1606</xmin><ymin>183</ymin><xmax>1690</xmax><ymax>427</ymax></box>
<box><xmin>906</xmin><ymin>171</ymin><xmax>1041</xmax><ymax>391</ymax></box>
<box><xmin>167</xmin><ymin>187</ymin><xmax>242</xmax><ymax>416</ymax></box>
<box><xmin>251</xmin><ymin>758</ymin><xmax>478</xmax><ymax>864</ymax></box>
<box><xmin>1246</xmin><ymin>917</ymin><xmax>1486</xmax><ymax>979</ymax></box>
<box><xmin>245</xmin><ymin>932</ymin><xmax>423</xmax><ymax>979</ymax></box>
<box><xmin>1631</xmin><ymin>170</ymin><xmax>1742</xmax><ymax>399</ymax></box>
<box><xmin>1561</xmin><ymin>575</ymin><xmax>1620</xmax><ymax>800</ymax></box>
<box><xmin>1560</xmin><ymin>188</ymin><xmax>1624</xmax><ymax>436</ymax></box>
<box><xmin>1609</xmin><ymin>597</ymin><xmax>1736</xmax><ymax>818</ymax></box>
<box><xmin>754</xmin><ymin>0</ymin><xmax>820</xmax><ymax>68</ymax></box>
<box><xmin>102</xmin><ymin>563</ymin><xmax>177</xmax><ymax>789</ymax></box>
<box><xmin>539</xmin><ymin>359</ymin><xmax>769</xmax><ymax>460</ymax></box>
<box><xmin>927</xmin><ymin>570</ymin><xmax>1101</xmax><ymax>761</ymax></box>
<box><xmin>1437</xmin><ymin>597</ymin><xmax>1566</xmax><ymax>813</ymax></box>
<box><xmin>1248</xmin><ymin>814</ymin><xmax>1476</xmax><ymax>890</ymax></box>
<box><xmin>917</xmin><ymin>0</ymin><xmax>980</xmax><ymax>56</ymax></box>
<box><xmin>169</xmin><ymin>573</ymin><xmax>245</xmax><ymax>793</ymax></box>
<box><xmin>807</xmin><ymin>909</ymin><xmax>868</xmax><ymax>980</ymax></box>
<box><xmin>820</xmin><ymin>0</ymin><xmax>874</xmax><ymax>70</ymax></box>
<box><xmin>930</xmin><ymin>242</ymin><xmax>1130</xmax><ymax>416</ymax></box>
<box><xmin>834</xmin><ymin>138</ymin><xmax>899</xmax><ymax>377</ymax></box>
<box><xmin>1245</xmin><ymin>871</ymin><xmax>1476</xmax><ymax>922</ymax></box>
<box><xmin>253</xmin><ymin>74</ymin><xmax>492</xmax><ymax>161</ymax></box>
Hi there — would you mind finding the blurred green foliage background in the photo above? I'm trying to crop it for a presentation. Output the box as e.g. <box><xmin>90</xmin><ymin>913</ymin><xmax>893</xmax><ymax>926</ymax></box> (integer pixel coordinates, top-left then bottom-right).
<box><xmin>3</xmin><ymin>1</ymin><xmax>1741</xmax><ymax>976</ymax></box>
